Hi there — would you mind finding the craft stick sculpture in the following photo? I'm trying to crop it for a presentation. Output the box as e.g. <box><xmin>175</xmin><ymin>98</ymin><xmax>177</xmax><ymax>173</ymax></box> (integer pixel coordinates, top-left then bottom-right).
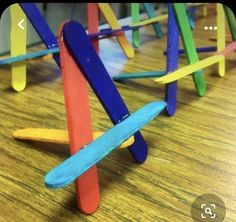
<box><xmin>13</xmin><ymin>20</ymin><xmax>167</xmax><ymax>213</ymax></box>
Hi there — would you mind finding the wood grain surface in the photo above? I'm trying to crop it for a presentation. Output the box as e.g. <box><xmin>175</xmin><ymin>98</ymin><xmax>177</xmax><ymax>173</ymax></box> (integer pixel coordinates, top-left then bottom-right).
<box><xmin>0</xmin><ymin>4</ymin><xmax>236</xmax><ymax>222</ymax></box>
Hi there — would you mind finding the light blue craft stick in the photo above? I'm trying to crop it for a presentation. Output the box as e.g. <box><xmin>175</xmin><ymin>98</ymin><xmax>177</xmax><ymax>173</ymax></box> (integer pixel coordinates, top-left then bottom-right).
<box><xmin>0</xmin><ymin>48</ymin><xmax>59</xmax><ymax>65</ymax></box>
<box><xmin>143</xmin><ymin>3</ymin><xmax>163</xmax><ymax>38</ymax></box>
<box><xmin>45</xmin><ymin>101</ymin><xmax>167</xmax><ymax>189</ymax></box>
<box><xmin>112</xmin><ymin>71</ymin><xmax>166</xmax><ymax>80</ymax></box>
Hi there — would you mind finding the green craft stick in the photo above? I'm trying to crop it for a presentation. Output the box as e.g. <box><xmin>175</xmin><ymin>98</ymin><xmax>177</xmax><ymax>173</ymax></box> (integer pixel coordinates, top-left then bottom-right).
<box><xmin>143</xmin><ymin>3</ymin><xmax>163</xmax><ymax>38</ymax></box>
<box><xmin>173</xmin><ymin>3</ymin><xmax>206</xmax><ymax>97</ymax></box>
<box><xmin>223</xmin><ymin>5</ymin><xmax>236</xmax><ymax>41</ymax></box>
<box><xmin>131</xmin><ymin>3</ymin><xmax>140</xmax><ymax>48</ymax></box>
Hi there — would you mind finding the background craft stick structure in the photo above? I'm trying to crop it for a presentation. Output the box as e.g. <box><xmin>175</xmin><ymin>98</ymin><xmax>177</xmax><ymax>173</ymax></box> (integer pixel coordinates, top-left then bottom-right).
<box><xmin>96</xmin><ymin>3</ymin><xmax>135</xmax><ymax>58</ymax></box>
<box><xmin>155</xmin><ymin>4</ymin><xmax>236</xmax><ymax>86</ymax></box>
<box><xmin>3</xmin><ymin>3</ymin><xmax>136</xmax><ymax>91</ymax></box>
<box><xmin>131</xmin><ymin>3</ymin><xmax>163</xmax><ymax>48</ymax></box>
<box><xmin>113</xmin><ymin>3</ymin><xmax>206</xmax><ymax>115</ymax></box>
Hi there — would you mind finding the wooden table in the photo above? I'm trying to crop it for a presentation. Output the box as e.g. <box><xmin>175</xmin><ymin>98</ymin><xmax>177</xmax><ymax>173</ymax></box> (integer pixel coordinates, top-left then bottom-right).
<box><xmin>1</xmin><ymin>4</ymin><xmax>236</xmax><ymax>222</ymax></box>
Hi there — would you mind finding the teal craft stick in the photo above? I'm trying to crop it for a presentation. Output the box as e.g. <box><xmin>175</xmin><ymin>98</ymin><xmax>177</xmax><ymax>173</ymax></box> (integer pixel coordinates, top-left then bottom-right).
<box><xmin>45</xmin><ymin>101</ymin><xmax>167</xmax><ymax>189</ymax></box>
<box><xmin>187</xmin><ymin>6</ymin><xmax>196</xmax><ymax>30</ymax></box>
<box><xmin>131</xmin><ymin>3</ymin><xmax>140</xmax><ymax>48</ymax></box>
<box><xmin>0</xmin><ymin>48</ymin><xmax>59</xmax><ymax>65</ymax></box>
<box><xmin>223</xmin><ymin>5</ymin><xmax>236</xmax><ymax>41</ymax></box>
<box><xmin>173</xmin><ymin>3</ymin><xmax>206</xmax><ymax>97</ymax></box>
<box><xmin>143</xmin><ymin>3</ymin><xmax>163</xmax><ymax>38</ymax></box>
<box><xmin>112</xmin><ymin>71</ymin><xmax>166</xmax><ymax>80</ymax></box>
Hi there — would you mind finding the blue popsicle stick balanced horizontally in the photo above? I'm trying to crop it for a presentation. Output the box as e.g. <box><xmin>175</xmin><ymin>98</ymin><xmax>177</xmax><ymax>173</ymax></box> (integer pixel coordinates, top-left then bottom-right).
<box><xmin>45</xmin><ymin>101</ymin><xmax>167</xmax><ymax>189</ymax></box>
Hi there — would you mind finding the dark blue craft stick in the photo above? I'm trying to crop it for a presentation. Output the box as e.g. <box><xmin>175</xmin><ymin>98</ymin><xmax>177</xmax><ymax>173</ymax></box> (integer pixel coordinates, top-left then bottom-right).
<box><xmin>178</xmin><ymin>46</ymin><xmax>217</xmax><ymax>54</ymax></box>
<box><xmin>165</xmin><ymin>4</ymin><xmax>179</xmax><ymax>116</ymax></box>
<box><xmin>19</xmin><ymin>3</ymin><xmax>60</xmax><ymax>66</ymax></box>
<box><xmin>63</xmin><ymin>21</ymin><xmax>148</xmax><ymax>163</ymax></box>
<box><xmin>164</xmin><ymin>46</ymin><xmax>217</xmax><ymax>55</ymax></box>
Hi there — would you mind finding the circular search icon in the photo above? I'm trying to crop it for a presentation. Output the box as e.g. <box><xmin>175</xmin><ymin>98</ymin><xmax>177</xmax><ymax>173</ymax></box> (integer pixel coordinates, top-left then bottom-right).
<box><xmin>191</xmin><ymin>193</ymin><xmax>226</xmax><ymax>221</ymax></box>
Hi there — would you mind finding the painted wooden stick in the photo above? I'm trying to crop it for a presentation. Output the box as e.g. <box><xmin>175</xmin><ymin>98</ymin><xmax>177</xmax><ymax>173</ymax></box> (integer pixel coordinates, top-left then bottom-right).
<box><xmin>187</xmin><ymin>6</ymin><xmax>196</xmax><ymax>29</ymax></box>
<box><xmin>112</xmin><ymin>71</ymin><xmax>166</xmax><ymax>80</ymax></box>
<box><xmin>216</xmin><ymin>41</ymin><xmax>236</xmax><ymax>56</ymax></box>
<box><xmin>131</xmin><ymin>3</ymin><xmax>140</xmax><ymax>48</ymax></box>
<box><xmin>155</xmin><ymin>55</ymin><xmax>224</xmax><ymax>84</ymax></box>
<box><xmin>19</xmin><ymin>3</ymin><xmax>60</xmax><ymax>66</ymax></box>
<box><xmin>173</xmin><ymin>46</ymin><xmax>216</xmax><ymax>55</ymax></box>
<box><xmin>173</xmin><ymin>3</ymin><xmax>206</xmax><ymax>97</ymax></box>
<box><xmin>223</xmin><ymin>5</ymin><xmax>236</xmax><ymax>41</ymax></box>
<box><xmin>45</xmin><ymin>101</ymin><xmax>167</xmax><ymax>189</ymax></box>
<box><xmin>13</xmin><ymin>128</ymin><xmax>134</xmax><ymax>148</ymax></box>
<box><xmin>0</xmin><ymin>48</ymin><xmax>59</xmax><ymax>65</ymax></box>
<box><xmin>165</xmin><ymin>4</ymin><xmax>179</xmax><ymax>116</ymax></box>
<box><xmin>131</xmin><ymin>14</ymin><xmax>168</xmax><ymax>27</ymax></box>
<box><xmin>58</xmin><ymin>22</ymin><xmax>99</xmax><ymax>214</ymax></box>
<box><xmin>62</xmin><ymin>21</ymin><xmax>148</xmax><ymax>163</ymax></box>
<box><xmin>217</xmin><ymin>3</ymin><xmax>225</xmax><ymax>77</ymax></box>
<box><xmin>87</xmin><ymin>3</ymin><xmax>99</xmax><ymax>52</ymax></box>
<box><xmin>10</xmin><ymin>4</ymin><xmax>27</xmax><ymax>92</ymax></box>
<box><xmin>143</xmin><ymin>3</ymin><xmax>163</xmax><ymax>38</ymax></box>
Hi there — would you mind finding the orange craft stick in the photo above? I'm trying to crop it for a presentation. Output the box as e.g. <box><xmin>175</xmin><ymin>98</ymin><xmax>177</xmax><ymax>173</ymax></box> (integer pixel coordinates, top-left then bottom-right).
<box><xmin>12</xmin><ymin>128</ymin><xmax>135</xmax><ymax>148</ymax></box>
<box><xmin>58</xmin><ymin>22</ymin><xmax>100</xmax><ymax>214</ymax></box>
<box><xmin>87</xmin><ymin>3</ymin><xmax>99</xmax><ymax>52</ymax></box>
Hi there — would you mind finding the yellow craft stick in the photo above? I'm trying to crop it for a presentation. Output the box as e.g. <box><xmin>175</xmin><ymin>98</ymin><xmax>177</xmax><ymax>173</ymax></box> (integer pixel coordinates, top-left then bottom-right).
<box><xmin>97</xmin><ymin>3</ymin><xmax>134</xmax><ymax>59</ymax></box>
<box><xmin>13</xmin><ymin>128</ymin><xmax>134</xmax><ymax>149</ymax></box>
<box><xmin>154</xmin><ymin>55</ymin><xmax>224</xmax><ymax>84</ymax></box>
<box><xmin>131</xmin><ymin>14</ymin><xmax>168</xmax><ymax>27</ymax></box>
<box><xmin>10</xmin><ymin>4</ymin><xmax>27</xmax><ymax>92</ymax></box>
<box><xmin>203</xmin><ymin>4</ymin><xmax>207</xmax><ymax>17</ymax></box>
<box><xmin>186</xmin><ymin>3</ymin><xmax>206</xmax><ymax>7</ymax></box>
<box><xmin>217</xmin><ymin>3</ymin><xmax>225</xmax><ymax>77</ymax></box>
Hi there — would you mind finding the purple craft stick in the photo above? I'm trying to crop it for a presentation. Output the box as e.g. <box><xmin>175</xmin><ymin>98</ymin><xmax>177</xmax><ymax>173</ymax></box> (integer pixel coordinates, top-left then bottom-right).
<box><xmin>165</xmin><ymin>4</ymin><xmax>179</xmax><ymax>116</ymax></box>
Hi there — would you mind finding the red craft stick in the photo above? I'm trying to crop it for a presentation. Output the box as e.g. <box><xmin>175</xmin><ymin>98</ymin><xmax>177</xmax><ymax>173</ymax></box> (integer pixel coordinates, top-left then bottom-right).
<box><xmin>87</xmin><ymin>3</ymin><xmax>99</xmax><ymax>52</ymax></box>
<box><xmin>58</xmin><ymin>22</ymin><xmax>100</xmax><ymax>214</ymax></box>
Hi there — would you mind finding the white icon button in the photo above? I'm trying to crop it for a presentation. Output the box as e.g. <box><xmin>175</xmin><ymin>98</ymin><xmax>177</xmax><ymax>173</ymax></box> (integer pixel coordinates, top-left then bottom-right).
<box><xmin>18</xmin><ymin>19</ymin><xmax>25</xmax><ymax>30</ymax></box>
